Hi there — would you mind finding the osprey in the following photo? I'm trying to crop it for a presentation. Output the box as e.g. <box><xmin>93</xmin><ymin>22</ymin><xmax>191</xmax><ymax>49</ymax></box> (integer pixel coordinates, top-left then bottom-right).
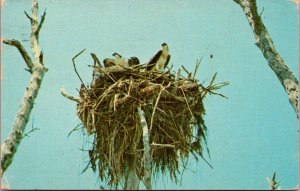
<box><xmin>128</xmin><ymin>56</ymin><xmax>140</xmax><ymax>67</ymax></box>
<box><xmin>147</xmin><ymin>43</ymin><xmax>171</xmax><ymax>72</ymax></box>
<box><xmin>112</xmin><ymin>52</ymin><xmax>128</xmax><ymax>68</ymax></box>
<box><xmin>103</xmin><ymin>52</ymin><xmax>129</xmax><ymax>68</ymax></box>
<box><xmin>103</xmin><ymin>58</ymin><xmax>115</xmax><ymax>68</ymax></box>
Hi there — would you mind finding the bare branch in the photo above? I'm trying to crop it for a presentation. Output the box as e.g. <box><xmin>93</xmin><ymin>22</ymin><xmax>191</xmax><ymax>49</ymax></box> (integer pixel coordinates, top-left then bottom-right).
<box><xmin>1</xmin><ymin>0</ymin><xmax>48</xmax><ymax>177</ymax></box>
<box><xmin>39</xmin><ymin>50</ymin><xmax>44</xmax><ymax>65</ymax></box>
<box><xmin>60</xmin><ymin>87</ymin><xmax>80</xmax><ymax>103</ymax></box>
<box><xmin>72</xmin><ymin>49</ymin><xmax>91</xmax><ymax>96</ymax></box>
<box><xmin>91</xmin><ymin>53</ymin><xmax>102</xmax><ymax>68</ymax></box>
<box><xmin>36</xmin><ymin>10</ymin><xmax>46</xmax><ymax>35</ymax></box>
<box><xmin>137</xmin><ymin>107</ymin><xmax>152</xmax><ymax>190</ymax></box>
<box><xmin>24</xmin><ymin>11</ymin><xmax>33</xmax><ymax>22</ymax></box>
<box><xmin>2</xmin><ymin>39</ymin><xmax>33</xmax><ymax>72</ymax></box>
<box><xmin>234</xmin><ymin>0</ymin><xmax>299</xmax><ymax>116</ymax></box>
<box><xmin>151</xmin><ymin>142</ymin><xmax>175</xmax><ymax>148</ymax></box>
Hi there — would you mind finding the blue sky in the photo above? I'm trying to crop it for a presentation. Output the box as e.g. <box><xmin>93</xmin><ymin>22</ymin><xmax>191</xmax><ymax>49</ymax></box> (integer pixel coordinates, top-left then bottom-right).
<box><xmin>1</xmin><ymin>0</ymin><xmax>299</xmax><ymax>189</ymax></box>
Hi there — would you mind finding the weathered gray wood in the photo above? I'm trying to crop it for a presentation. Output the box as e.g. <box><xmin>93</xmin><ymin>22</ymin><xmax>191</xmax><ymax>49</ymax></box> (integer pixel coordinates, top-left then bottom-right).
<box><xmin>137</xmin><ymin>107</ymin><xmax>152</xmax><ymax>190</ymax></box>
<box><xmin>1</xmin><ymin>0</ymin><xmax>48</xmax><ymax>177</ymax></box>
<box><xmin>233</xmin><ymin>0</ymin><xmax>299</xmax><ymax>116</ymax></box>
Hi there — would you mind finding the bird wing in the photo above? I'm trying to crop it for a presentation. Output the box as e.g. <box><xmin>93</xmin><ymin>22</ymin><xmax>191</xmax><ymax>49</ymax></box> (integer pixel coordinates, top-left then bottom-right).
<box><xmin>164</xmin><ymin>55</ymin><xmax>171</xmax><ymax>69</ymax></box>
<box><xmin>146</xmin><ymin>50</ymin><xmax>162</xmax><ymax>70</ymax></box>
<box><xmin>103</xmin><ymin>58</ymin><xmax>115</xmax><ymax>68</ymax></box>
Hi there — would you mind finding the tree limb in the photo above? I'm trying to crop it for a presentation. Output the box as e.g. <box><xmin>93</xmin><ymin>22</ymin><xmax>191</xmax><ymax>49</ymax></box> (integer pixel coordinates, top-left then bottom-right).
<box><xmin>2</xmin><ymin>39</ymin><xmax>34</xmax><ymax>73</ymax></box>
<box><xmin>60</xmin><ymin>87</ymin><xmax>80</xmax><ymax>103</ymax></box>
<box><xmin>1</xmin><ymin>0</ymin><xmax>48</xmax><ymax>177</ymax></box>
<box><xmin>24</xmin><ymin>11</ymin><xmax>33</xmax><ymax>23</ymax></box>
<box><xmin>30</xmin><ymin>0</ymin><xmax>41</xmax><ymax>65</ymax></box>
<box><xmin>137</xmin><ymin>107</ymin><xmax>152</xmax><ymax>190</ymax></box>
<box><xmin>36</xmin><ymin>10</ymin><xmax>46</xmax><ymax>35</ymax></box>
<box><xmin>233</xmin><ymin>0</ymin><xmax>299</xmax><ymax>116</ymax></box>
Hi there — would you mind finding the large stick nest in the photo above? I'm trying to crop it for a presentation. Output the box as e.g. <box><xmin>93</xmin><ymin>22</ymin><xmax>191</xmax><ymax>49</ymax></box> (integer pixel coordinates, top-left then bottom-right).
<box><xmin>76</xmin><ymin>63</ymin><xmax>227</xmax><ymax>187</ymax></box>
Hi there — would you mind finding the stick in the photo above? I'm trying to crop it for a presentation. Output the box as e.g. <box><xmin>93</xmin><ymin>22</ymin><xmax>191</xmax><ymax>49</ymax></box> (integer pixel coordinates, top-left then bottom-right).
<box><xmin>72</xmin><ymin>49</ymin><xmax>91</xmax><ymax>96</ymax></box>
<box><xmin>60</xmin><ymin>87</ymin><xmax>80</xmax><ymax>103</ymax></box>
<box><xmin>149</xmin><ymin>83</ymin><xmax>170</xmax><ymax>132</ymax></box>
<box><xmin>2</xmin><ymin>39</ymin><xmax>34</xmax><ymax>72</ymax></box>
<box><xmin>151</xmin><ymin>143</ymin><xmax>175</xmax><ymax>148</ymax></box>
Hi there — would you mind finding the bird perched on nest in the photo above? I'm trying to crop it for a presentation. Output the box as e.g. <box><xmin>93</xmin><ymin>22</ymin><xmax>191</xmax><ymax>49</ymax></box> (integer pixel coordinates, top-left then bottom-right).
<box><xmin>146</xmin><ymin>43</ymin><xmax>171</xmax><ymax>72</ymax></box>
<box><xmin>103</xmin><ymin>53</ymin><xmax>139</xmax><ymax>68</ymax></box>
<box><xmin>113</xmin><ymin>52</ymin><xmax>128</xmax><ymax>68</ymax></box>
<box><xmin>128</xmin><ymin>56</ymin><xmax>140</xmax><ymax>67</ymax></box>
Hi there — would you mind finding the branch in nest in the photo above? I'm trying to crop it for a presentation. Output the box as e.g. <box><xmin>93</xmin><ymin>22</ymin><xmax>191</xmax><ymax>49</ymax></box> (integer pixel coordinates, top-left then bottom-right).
<box><xmin>91</xmin><ymin>53</ymin><xmax>103</xmax><ymax>68</ymax></box>
<box><xmin>151</xmin><ymin>142</ymin><xmax>175</xmax><ymax>148</ymax></box>
<box><xmin>2</xmin><ymin>39</ymin><xmax>34</xmax><ymax>73</ymax></box>
<box><xmin>60</xmin><ymin>87</ymin><xmax>80</xmax><ymax>103</ymax></box>
<box><xmin>140</xmin><ymin>84</ymin><xmax>161</xmax><ymax>96</ymax></box>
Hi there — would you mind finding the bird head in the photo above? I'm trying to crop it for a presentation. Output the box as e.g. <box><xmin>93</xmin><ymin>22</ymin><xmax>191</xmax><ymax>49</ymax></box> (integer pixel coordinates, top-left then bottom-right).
<box><xmin>161</xmin><ymin>43</ymin><xmax>169</xmax><ymax>53</ymax></box>
<box><xmin>112</xmin><ymin>52</ymin><xmax>122</xmax><ymax>59</ymax></box>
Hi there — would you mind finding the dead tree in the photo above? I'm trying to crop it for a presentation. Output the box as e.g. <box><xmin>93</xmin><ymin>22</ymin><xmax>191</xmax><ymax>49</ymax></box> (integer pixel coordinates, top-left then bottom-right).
<box><xmin>1</xmin><ymin>0</ymin><xmax>47</xmax><ymax>177</ymax></box>
<box><xmin>233</xmin><ymin>0</ymin><xmax>299</xmax><ymax>117</ymax></box>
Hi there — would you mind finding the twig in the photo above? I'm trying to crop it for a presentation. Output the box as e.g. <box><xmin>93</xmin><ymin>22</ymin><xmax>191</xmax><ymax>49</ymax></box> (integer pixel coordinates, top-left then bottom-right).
<box><xmin>90</xmin><ymin>53</ymin><xmax>102</xmax><ymax>68</ymax></box>
<box><xmin>36</xmin><ymin>10</ymin><xmax>46</xmax><ymax>35</ymax></box>
<box><xmin>179</xmin><ymin>157</ymin><xmax>189</xmax><ymax>186</ymax></box>
<box><xmin>72</xmin><ymin>49</ymin><xmax>91</xmax><ymax>96</ymax></box>
<box><xmin>192</xmin><ymin>59</ymin><xmax>201</xmax><ymax>81</ymax></box>
<box><xmin>23</xmin><ymin>117</ymin><xmax>40</xmax><ymax>138</ymax></box>
<box><xmin>24</xmin><ymin>11</ymin><xmax>33</xmax><ymax>22</ymax></box>
<box><xmin>23</xmin><ymin>127</ymin><xmax>40</xmax><ymax>138</ymax></box>
<box><xmin>180</xmin><ymin>88</ymin><xmax>193</xmax><ymax>118</ymax></box>
<box><xmin>151</xmin><ymin>142</ymin><xmax>175</xmax><ymax>148</ymax></box>
<box><xmin>192</xmin><ymin>45</ymin><xmax>209</xmax><ymax>80</ymax></box>
<box><xmin>266</xmin><ymin>172</ymin><xmax>280</xmax><ymax>190</ymax></box>
<box><xmin>199</xmin><ymin>153</ymin><xmax>213</xmax><ymax>169</ymax></box>
<box><xmin>181</xmin><ymin>65</ymin><xmax>191</xmax><ymax>78</ymax></box>
<box><xmin>149</xmin><ymin>83</ymin><xmax>170</xmax><ymax>132</ymax></box>
<box><xmin>60</xmin><ymin>87</ymin><xmax>80</xmax><ymax>103</ymax></box>
<box><xmin>67</xmin><ymin>123</ymin><xmax>82</xmax><ymax>137</ymax></box>
<box><xmin>2</xmin><ymin>39</ymin><xmax>34</xmax><ymax>72</ymax></box>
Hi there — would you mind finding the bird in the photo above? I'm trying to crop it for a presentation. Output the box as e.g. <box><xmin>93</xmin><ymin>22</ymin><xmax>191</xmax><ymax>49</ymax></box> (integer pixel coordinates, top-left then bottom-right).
<box><xmin>103</xmin><ymin>52</ymin><xmax>128</xmax><ymax>68</ymax></box>
<box><xmin>128</xmin><ymin>56</ymin><xmax>140</xmax><ymax>67</ymax></box>
<box><xmin>146</xmin><ymin>43</ymin><xmax>171</xmax><ymax>72</ymax></box>
<box><xmin>112</xmin><ymin>52</ymin><xmax>128</xmax><ymax>68</ymax></box>
<box><xmin>103</xmin><ymin>58</ymin><xmax>115</xmax><ymax>68</ymax></box>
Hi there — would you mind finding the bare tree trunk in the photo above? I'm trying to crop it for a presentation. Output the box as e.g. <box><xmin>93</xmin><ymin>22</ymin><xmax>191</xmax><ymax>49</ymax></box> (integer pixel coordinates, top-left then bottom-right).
<box><xmin>233</xmin><ymin>0</ymin><xmax>299</xmax><ymax>117</ymax></box>
<box><xmin>124</xmin><ymin>166</ymin><xmax>139</xmax><ymax>190</ymax></box>
<box><xmin>1</xmin><ymin>0</ymin><xmax>47</xmax><ymax>177</ymax></box>
<box><xmin>137</xmin><ymin>107</ymin><xmax>152</xmax><ymax>190</ymax></box>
